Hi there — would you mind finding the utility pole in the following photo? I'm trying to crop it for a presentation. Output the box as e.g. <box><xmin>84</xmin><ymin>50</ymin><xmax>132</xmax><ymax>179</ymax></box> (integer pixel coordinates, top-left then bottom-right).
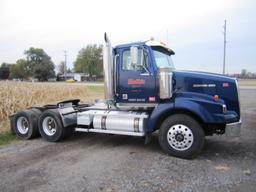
<box><xmin>64</xmin><ymin>50</ymin><xmax>67</xmax><ymax>80</ymax></box>
<box><xmin>223</xmin><ymin>20</ymin><xmax>227</xmax><ymax>75</ymax></box>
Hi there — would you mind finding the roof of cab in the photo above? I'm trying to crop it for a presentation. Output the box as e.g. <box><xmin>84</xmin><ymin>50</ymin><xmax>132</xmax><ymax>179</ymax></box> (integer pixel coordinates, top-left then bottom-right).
<box><xmin>114</xmin><ymin>41</ymin><xmax>145</xmax><ymax>49</ymax></box>
<box><xmin>114</xmin><ymin>40</ymin><xmax>175</xmax><ymax>55</ymax></box>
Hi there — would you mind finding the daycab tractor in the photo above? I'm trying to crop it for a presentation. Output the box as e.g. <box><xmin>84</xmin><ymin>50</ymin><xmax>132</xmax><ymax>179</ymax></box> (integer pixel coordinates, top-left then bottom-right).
<box><xmin>10</xmin><ymin>33</ymin><xmax>242</xmax><ymax>159</ymax></box>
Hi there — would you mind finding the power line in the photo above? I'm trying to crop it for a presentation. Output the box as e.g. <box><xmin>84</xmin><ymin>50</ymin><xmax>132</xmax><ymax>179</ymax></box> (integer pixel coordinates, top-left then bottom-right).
<box><xmin>223</xmin><ymin>20</ymin><xmax>227</xmax><ymax>75</ymax></box>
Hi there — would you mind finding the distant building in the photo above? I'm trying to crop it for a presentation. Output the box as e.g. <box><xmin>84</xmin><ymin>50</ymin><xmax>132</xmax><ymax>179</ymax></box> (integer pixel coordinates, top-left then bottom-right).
<box><xmin>58</xmin><ymin>73</ymin><xmax>89</xmax><ymax>82</ymax></box>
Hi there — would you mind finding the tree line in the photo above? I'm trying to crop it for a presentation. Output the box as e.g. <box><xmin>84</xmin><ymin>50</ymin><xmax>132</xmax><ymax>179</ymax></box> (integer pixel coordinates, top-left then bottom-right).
<box><xmin>0</xmin><ymin>44</ymin><xmax>103</xmax><ymax>81</ymax></box>
<box><xmin>0</xmin><ymin>48</ymin><xmax>55</xmax><ymax>81</ymax></box>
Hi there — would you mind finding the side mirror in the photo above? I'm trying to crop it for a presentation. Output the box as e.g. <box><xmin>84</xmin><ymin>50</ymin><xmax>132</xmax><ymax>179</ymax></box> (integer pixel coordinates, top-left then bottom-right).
<box><xmin>130</xmin><ymin>46</ymin><xmax>139</xmax><ymax>66</ymax></box>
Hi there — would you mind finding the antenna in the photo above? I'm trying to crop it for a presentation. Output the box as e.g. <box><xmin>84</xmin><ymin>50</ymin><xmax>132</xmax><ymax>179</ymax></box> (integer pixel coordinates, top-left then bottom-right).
<box><xmin>222</xmin><ymin>20</ymin><xmax>227</xmax><ymax>75</ymax></box>
<box><xmin>64</xmin><ymin>50</ymin><xmax>67</xmax><ymax>80</ymax></box>
<box><xmin>166</xmin><ymin>29</ymin><xmax>169</xmax><ymax>47</ymax></box>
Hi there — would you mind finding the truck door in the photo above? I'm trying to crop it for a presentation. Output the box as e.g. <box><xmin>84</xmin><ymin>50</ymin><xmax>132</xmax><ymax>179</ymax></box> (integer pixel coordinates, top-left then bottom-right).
<box><xmin>116</xmin><ymin>46</ymin><xmax>158</xmax><ymax>104</ymax></box>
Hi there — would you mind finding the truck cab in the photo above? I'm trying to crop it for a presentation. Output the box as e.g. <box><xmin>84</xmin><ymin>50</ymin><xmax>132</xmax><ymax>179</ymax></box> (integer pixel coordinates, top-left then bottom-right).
<box><xmin>114</xmin><ymin>40</ymin><xmax>174</xmax><ymax>104</ymax></box>
<box><xmin>11</xmin><ymin>34</ymin><xmax>242</xmax><ymax>159</ymax></box>
<box><xmin>112</xmin><ymin>38</ymin><xmax>241</xmax><ymax>134</ymax></box>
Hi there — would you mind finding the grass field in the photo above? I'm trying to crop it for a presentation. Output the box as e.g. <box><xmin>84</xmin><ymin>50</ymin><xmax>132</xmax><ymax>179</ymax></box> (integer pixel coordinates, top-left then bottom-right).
<box><xmin>0</xmin><ymin>81</ymin><xmax>104</xmax><ymax>145</ymax></box>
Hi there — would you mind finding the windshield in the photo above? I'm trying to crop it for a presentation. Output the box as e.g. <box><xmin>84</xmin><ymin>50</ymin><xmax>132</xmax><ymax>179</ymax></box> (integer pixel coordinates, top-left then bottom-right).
<box><xmin>152</xmin><ymin>47</ymin><xmax>175</xmax><ymax>69</ymax></box>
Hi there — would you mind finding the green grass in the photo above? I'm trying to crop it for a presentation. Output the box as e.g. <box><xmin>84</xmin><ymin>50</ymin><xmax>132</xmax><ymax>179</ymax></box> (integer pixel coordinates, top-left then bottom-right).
<box><xmin>0</xmin><ymin>131</ymin><xmax>16</xmax><ymax>146</ymax></box>
<box><xmin>0</xmin><ymin>119</ymin><xmax>17</xmax><ymax>147</ymax></box>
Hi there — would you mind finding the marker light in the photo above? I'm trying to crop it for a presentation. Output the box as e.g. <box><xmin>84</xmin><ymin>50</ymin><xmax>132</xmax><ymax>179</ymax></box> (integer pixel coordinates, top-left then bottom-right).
<box><xmin>222</xmin><ymin>104</ymin><xmax>227</xmax><ymax>113</ymax></box>
<box><xmin>214</xmin><ymin>95</ymin><xmax>219</xmax><ymax>102</ymax></box>
<box><xmin>160</xmin><ymin>41</ymin><xmax>166</xmax><ymax>46</ymax></box>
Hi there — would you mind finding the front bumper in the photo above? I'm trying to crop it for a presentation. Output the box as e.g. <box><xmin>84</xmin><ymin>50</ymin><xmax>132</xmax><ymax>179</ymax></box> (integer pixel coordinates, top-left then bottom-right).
<box><xmin>225</xmin><ymin>119</ymin><xmax>242</xmax><ymax>137</ymax></box>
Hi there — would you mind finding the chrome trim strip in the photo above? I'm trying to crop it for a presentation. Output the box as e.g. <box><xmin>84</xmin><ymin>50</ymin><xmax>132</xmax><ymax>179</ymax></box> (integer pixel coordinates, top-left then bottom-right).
<box><xmin>114</xmin><ymin>54</ymin><xmax>119</xmax><ymax>95</ymax></box>
<box><xmin>235</xmin><ymin>79</ymin><xmax>241</xmax><ymax>116</ymax></box>
<box><xmin>116</xmin><ymin>103</ymin><xmax>157</xmax><ymax>108</ymax></box>
<box><xmin>75</xmin><ymin>128</ymin><xmax>145</xmax><ymax>137</ymax></box>
<box><xmin>225</xmin><ymin>120</ymin><xmax>242</xmax><ymax>137</ymax></box>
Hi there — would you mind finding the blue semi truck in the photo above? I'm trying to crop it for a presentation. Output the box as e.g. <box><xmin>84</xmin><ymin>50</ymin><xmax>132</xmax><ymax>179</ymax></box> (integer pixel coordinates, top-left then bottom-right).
<box><xmin>10</xmin><ymin>33</ymin><xmax>241</xmax><ymax>159</ymax></box>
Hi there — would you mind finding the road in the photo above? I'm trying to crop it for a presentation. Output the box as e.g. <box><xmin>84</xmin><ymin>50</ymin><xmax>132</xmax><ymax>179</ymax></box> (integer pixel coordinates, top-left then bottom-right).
<box><xmin>0</xmin><ymin>89</ymin><xmax>255</xmax><ymax>192</ymax></box>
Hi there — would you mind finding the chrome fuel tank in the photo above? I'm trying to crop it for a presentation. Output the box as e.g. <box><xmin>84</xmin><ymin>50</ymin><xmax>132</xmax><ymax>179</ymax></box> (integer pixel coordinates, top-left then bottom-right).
<box><xmin>93</xmin><ymin>111</ymin><xmax>148</xmax><ymax>133</ymax></box>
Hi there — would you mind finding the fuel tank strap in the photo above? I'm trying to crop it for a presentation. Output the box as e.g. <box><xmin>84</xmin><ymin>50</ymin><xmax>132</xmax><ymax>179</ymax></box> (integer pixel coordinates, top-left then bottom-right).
<box><xmin>101</xmin><ymin>116</ymin><xmax>107</xmax><ymax>130</ymax></box>
<box><xmin>134</xmin><ymin>118</ymin><xmax>140</xmax><ymax>132</ymax></box>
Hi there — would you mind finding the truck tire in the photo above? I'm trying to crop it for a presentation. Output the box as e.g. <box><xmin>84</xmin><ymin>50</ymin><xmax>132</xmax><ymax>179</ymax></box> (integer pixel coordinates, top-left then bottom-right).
<box><xmin>38</xmin><ymin>109</ymin><xmax>73</xmax><ymax>142</ymax></box>
<box><xmin>158</xmin><ymin>114</ymin><xmax>205</xmax><ymax>159</ymax></box>
<box><xmin>12</xmin><ymin>109</ymin><xmax>41</xmax><ymax>139</ymax></box>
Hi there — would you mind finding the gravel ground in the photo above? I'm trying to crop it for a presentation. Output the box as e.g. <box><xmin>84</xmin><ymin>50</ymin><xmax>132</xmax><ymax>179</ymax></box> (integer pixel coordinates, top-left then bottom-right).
<box><xmin>0</xmin><ymin>88</ymin><xmax>255</xmax><ymax>192</ymax></box>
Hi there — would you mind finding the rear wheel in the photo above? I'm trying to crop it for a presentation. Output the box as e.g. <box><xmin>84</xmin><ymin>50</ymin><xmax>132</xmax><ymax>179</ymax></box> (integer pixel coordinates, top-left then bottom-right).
<box><xmin>38</xmin><ymin>109</ymin><xmax>73</xmax><ymax>142</ymax></box>
<box><xmin>159</xmin><ymin>114</ymin><xmax>205</xmax><ymax>159</ymax></box>
<box><xmin>12</xmin><ymin>109</ymin><xmax>41</xmax><ymax>139</ymax></box>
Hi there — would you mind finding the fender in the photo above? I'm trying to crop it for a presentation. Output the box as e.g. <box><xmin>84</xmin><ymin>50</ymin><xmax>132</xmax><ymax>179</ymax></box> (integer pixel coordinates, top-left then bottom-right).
<box><xmin>147</xmin><ymin>102</ymin><xmax>175</xmax><ymax>132</ymax></box>
<box><xmin>147</xmin><ymin>94</ymin><xmax>225</xmax><ymax>132</ymax></box>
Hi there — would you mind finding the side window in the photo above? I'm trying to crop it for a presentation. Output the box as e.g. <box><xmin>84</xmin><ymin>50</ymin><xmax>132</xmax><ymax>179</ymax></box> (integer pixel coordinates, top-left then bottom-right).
<box><xmin>122</xmin><ymin>50</ymin><xmax>132</xmax><ymax>70</ymax></box>
<box><xmin>122</xmin><ymin>48</ymin><xmax>148</xmax><ymax>71</ymax></box>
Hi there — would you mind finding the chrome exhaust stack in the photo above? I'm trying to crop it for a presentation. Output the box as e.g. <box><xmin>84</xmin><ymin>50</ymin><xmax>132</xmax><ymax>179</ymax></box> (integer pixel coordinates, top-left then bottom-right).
<box><xmin>103</xmin><ymin>33</ymin><xmax>114</xmax><ymax>100</ymax></box>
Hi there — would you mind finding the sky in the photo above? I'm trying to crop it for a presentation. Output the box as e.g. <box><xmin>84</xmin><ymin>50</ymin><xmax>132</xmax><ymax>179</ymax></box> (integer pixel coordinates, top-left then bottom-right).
<box><xmin>0</xmin><ymin>0</ymin><xmax>255</xmax><ymax>74</ymax></box>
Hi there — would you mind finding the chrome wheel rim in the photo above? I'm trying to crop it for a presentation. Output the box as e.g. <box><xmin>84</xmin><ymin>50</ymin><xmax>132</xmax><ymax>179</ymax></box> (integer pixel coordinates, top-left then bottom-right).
<box><xmin>17</xmin><ymin>117</ymin><xmax>29</xmax><ymax>134</ymax></box>
<box><xmin>42</xmin><ymin>117</ymin><xmax>57</xmax><ymax>136</ymax></box>
<box><xmin>167</xmin><ymin>124</ymin><xmax>194</xmax><ymax>151</ymax></box>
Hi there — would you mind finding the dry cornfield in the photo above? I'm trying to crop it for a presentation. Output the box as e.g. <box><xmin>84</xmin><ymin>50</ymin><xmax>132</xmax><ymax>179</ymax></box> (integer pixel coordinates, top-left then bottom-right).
<box><xmin>0</xmin><ymin>81</ymin><xmax>103</xmax><ymax>133</ymax></box>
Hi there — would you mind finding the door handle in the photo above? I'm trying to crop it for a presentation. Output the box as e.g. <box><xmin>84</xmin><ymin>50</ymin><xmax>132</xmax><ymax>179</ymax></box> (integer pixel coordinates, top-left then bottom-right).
<box><xmin>140</xmin><ymin>73</ymin><xmax>151</xmax><ymax>76</ymax></box>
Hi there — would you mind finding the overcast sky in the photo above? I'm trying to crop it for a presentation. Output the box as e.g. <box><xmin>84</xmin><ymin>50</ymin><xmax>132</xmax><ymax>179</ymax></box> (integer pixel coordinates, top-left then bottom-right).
<box><xmin>0</xmin><ymin>0</ymin><xmax>255</xmax><ymax>74</ymax></box>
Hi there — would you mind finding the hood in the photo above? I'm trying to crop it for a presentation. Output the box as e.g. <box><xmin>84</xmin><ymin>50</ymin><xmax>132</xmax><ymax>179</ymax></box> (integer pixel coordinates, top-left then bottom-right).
<box><xmin>173</xmin><ymin>70</ymin><xmax>240</xmax><ymax>118</ymax></box>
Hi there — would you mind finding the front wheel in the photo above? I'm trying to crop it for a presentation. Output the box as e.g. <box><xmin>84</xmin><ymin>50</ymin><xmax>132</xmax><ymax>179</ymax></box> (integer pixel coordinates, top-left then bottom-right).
<box><xmin>158</xmin><ymin>114</ymin><xmax>205</xmax><ymax>159</ymax></box>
